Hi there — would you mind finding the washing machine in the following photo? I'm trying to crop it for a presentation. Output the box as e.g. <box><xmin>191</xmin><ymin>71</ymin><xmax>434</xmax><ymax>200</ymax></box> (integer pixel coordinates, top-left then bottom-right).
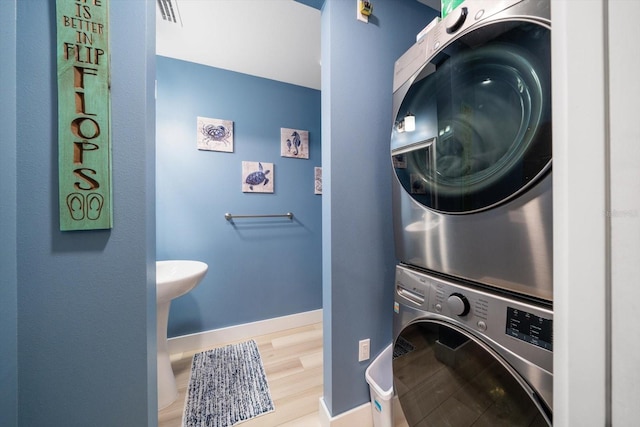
<box><xmin>393</xmin><ymin>265</ymin><xmax>552</xmax><ymax>426</ymax></box>
<box><xmin>390</xmin><ymin>0</ymin><xmax>552</xmax><ymax>301</ymax></box>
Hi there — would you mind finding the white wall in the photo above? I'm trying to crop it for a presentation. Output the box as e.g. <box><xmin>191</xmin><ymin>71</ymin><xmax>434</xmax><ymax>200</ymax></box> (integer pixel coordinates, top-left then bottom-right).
<box><xmin>608</xmin><ymin>0</ymin><xmax>640</xmax><ymax>424</ymax></box>
<box><xmin>553</xmin><ymin>0</ymin><xmax>640</xmax><ymax>425</ymax></box>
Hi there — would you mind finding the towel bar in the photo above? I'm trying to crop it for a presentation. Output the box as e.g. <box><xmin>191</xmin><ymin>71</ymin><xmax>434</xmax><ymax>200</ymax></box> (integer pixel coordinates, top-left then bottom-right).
<box><xmin>224</xmin><ymin>212</ymin><xmax>294</xmax><ymax>221</ymax></box>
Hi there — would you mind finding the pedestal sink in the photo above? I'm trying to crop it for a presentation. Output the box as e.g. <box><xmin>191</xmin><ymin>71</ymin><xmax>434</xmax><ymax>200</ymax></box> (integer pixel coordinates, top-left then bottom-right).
<box><xmin>156</xmin><ymin>260</ymin><xmax>208</xmax><ymax>410</ymax></box>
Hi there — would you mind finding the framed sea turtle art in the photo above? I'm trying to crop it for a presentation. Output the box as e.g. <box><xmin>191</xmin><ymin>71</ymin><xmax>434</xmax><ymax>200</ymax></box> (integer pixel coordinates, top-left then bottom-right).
<box><xmin>242</xmin><ymin>161</ymin><xmax>274</xmax><ymax>193</ymax></box>
<box><xmin>410</xmin><ymin>173</ymin><xmax>427</xmax><ymax>195</ymax></box>
<box><xmin>280</xmin><ymin>128</ymin><xmax>309</xmax><ymax>159</ymax></box>
<box><xmin>197</xmin><ymin>116</ymin><xmax>234</xmax><ymax>152</ymax></box>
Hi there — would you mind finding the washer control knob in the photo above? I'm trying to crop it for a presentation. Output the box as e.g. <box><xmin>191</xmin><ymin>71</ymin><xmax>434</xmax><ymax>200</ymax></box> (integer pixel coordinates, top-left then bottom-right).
<box><xmin>447</xmin><ymin>293</ymin><xmax>470</xmax><ymax>316</ymax></box>
<box><xmin>446</xmin><ymin>7</ymin><xmax>468</xmax><ymax>34</ymax></box>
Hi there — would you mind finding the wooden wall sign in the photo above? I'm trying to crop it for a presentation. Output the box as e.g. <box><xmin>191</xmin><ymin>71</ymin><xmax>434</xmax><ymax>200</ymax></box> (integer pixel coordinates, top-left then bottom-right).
<box><xmin>56</xmin><ymin>0</ymin><xmax>112</xmax><ymax>230</ymax></box>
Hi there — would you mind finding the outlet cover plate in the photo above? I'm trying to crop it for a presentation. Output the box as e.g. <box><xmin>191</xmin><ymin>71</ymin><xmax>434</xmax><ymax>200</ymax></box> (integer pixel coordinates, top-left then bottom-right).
<box><xmin>358</xmin><ymin>338</ymin><xmax>370</xmax><ymax>361</ymax></box>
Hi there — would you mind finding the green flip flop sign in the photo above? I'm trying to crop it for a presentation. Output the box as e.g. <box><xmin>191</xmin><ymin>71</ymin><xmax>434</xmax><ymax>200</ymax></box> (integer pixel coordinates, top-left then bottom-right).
<box><xmin>56</xmin><ymin>0</ymin><xmax>112</xmax><ymax>231</ymax></box>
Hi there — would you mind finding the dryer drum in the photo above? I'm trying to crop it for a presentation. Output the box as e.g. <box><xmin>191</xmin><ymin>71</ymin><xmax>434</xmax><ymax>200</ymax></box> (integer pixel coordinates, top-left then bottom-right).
<box><xmin>432</xmin><ymin>44</ymin><xmax>545</xmax><ymax>188</ymax></box>
<box><xmin>391</xmin><ymin>23</ymin><xmax>551</xmax><ymax>214</ymax></box>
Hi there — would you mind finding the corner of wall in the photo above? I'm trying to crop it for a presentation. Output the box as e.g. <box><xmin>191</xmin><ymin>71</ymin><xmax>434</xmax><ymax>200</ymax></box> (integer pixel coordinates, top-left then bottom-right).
<box><xmin>320</xmin><ymin>0</ymin><xmax>438</xmax><ymax>416</ymax></box>
<box><xmin>319</xmin><ymin>397</ymin><xmax>373</xmax><ymax>427</ymax></box>
<box><xmin>0</xmin><ymin>0</ymin><xmax>18</xmax><ymax>425</ymax></box>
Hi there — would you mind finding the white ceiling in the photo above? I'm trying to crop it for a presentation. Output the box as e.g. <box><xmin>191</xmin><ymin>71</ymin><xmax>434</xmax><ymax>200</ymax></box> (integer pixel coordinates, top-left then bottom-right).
<box><xmin>156</xmin><ymin>0</ymin><xmax>322</xmax><ymax>90</ymax></box>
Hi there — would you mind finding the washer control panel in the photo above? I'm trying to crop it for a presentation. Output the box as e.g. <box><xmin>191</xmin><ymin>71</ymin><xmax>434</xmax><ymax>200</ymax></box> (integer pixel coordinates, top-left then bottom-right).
<box><xmin>426</xmin><ymin>0</ymin><xmax>525</xmax><ymax>58</ymax></box>
<box><xmin>392</xmin><ymin>0</ymin><xmax>548</xmax><ymax>93</ymax></box>
<box><xmin>395</xmin><ymin>265</ymin><xmax>553</xmax><ymax>372</ymax></box>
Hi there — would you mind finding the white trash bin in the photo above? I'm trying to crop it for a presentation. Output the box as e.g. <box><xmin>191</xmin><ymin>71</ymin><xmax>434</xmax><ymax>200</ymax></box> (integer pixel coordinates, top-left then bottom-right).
<box><xmin>365</xmin><ymin>343</ymin><xmax>394</xmax><ymax>427</ymax></box>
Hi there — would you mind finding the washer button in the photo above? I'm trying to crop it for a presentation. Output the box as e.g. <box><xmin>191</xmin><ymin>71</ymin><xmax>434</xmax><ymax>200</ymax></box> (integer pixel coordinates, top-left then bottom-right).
<box><xmin>435</xmin><ymin>303</ymin><xmax>442</xmax><ymax>313</ymax></box>
<box><xmin>475</xmin><ymin>9</ymin><xmax>485</xmax><ymax>20</ymax></box>
<box><xmin>477</xmin><ymin>320</ymin><xmax>487</xmax><ymax>331</ymax></box>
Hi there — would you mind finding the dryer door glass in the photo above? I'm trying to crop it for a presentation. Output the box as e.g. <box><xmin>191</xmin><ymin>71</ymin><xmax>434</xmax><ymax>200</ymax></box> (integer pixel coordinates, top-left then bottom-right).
<box><xmin>393</xmin><ymin>322</ymin><xmax>551</xmax><ymax>426</ymax></box>
<box><xmin>391</xmin><ymin>22</ymin><xmax>551</xmax><ymax>213</ymax></box>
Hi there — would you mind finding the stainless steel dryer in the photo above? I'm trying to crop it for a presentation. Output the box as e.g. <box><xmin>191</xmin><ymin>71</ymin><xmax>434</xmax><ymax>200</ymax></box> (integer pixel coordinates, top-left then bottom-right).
<box><xmin>393</xmin><ymin>265</ymin><xmax>553</xmax><ymax>426</ymax></box>
<box><xmin>391</xmin><ymin>0</ymin><xmax>552</xmax><ymax>301</ymax></box>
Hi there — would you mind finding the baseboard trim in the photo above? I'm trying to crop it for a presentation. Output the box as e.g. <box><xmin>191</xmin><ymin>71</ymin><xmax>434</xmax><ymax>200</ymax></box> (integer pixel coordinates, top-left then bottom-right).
<box><xmin>167</xmin><ymin>309</ymin><xmax>322</xmax><ymax>355</ymax></box>
<box><xmin>319</xmin><ymin>397</ymin><xmax>373</xmax><ymax>427</ymax></box>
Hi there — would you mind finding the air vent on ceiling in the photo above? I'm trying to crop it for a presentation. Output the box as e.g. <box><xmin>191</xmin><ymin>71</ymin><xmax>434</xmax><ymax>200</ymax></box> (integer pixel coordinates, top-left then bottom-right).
<box><xmin>157</xmin><ymin>0</ymin><xmax>182</xmax><ymax>26</ymax></box>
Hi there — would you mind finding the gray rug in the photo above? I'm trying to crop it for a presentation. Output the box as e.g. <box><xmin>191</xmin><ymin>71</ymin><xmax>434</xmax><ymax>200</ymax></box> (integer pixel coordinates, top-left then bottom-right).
<box><xmin>182</xmin><ymin>340</ymin><xmax>274</xmax><ymax>427</ymax></box>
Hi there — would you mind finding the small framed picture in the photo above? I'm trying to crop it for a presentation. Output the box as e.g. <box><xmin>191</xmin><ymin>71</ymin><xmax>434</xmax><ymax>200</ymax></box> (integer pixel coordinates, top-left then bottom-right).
<box><xmin>242</xmin><ymin>161</ymin><xmax>274</xmax><ymax>193</ymax></box>
<box><xmin>280</xmin><ymin>128</ymin><xmax>309</xmax><ymax>159</ymax></box>
<box><xmin>410</xmin><ymin>174</ymin><xmax>426</xmax><ymax>194</ymax></box>
<box><xmin>314</xmin><ymin>167</ymin><xmax>322</xmax><ymax>195</ymax></box>
<box><xmin>197</xmin><ymin>117</ymin><xmax>234</xmax><ymax>152</ymax></box>
<box><xmin>392</xmin><ymin>153</ymin><xmax>407</xmax><ymax>169</ymax></box>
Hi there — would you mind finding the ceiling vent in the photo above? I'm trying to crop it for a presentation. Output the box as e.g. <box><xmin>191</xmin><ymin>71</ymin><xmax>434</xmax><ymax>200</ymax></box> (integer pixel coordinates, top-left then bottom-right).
<box><xmin>157</xmin><ymin>0</ymin><xmax>183</xmax><ymax>25</ymax></box>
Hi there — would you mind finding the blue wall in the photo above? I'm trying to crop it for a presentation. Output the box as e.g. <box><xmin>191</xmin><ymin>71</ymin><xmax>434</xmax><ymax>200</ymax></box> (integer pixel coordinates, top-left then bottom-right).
<box><xmin>12</xmin><ymin>1</ymin><xmax>157</xmax><ymax>425</ymax></box>
<box><xmin>156</xmin><ymin>57</ymin><xmax>322</xmax><ymax>337</ymax></box>
<box><xmin>0</xmin><ymin>1</ymin><xmax>18</xmax><ymax>425</ymax></box>
<box><xmin>1</xmin><ymin>0</ymin><xmax>432</xmax><ymax>423</ymax></box>
<box><xmin>321</xmin><ymin>0</ymin><xmax>438</xmax><ymax>416</ymax></box>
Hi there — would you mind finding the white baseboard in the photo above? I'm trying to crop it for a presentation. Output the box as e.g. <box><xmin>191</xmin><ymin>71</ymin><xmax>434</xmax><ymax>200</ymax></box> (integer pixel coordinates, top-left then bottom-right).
<box><xmin>319</xmin><ymin>397</ymin><xmax>373</xmax><ymax>427</ymax></box>
<box><xmin>167</xmin><ymin>309</ymin><xmax>322</xmax><ymax>355</ymax></box>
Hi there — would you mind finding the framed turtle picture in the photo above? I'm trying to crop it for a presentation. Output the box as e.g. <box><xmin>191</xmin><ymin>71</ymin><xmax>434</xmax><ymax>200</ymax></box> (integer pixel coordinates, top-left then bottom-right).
<box><xmin>410</xmin><ymin>173</ymin><xmax>427</xmax><ymax>194</ymax></box>
<box><xmin>280</xmin><ymin>128</ymin><xmax>309</xmax><ymax>159</ymax></box>
<box><xmin>197</xmin><ymin>116</ymin><xmax>234</xmax><ymax>152</ymax></box>
<box><xmin>242</xmin><ymin>161</ymin><xmax>274</xmax><ymax>193</ymax></box>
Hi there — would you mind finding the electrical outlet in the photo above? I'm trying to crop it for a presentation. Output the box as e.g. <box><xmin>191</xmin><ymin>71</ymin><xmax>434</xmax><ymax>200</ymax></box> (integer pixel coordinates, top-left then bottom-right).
<box><xmin>358</xmin><ymin>338</ymin><xmax>370</xmax><ymax>362</ymax></box>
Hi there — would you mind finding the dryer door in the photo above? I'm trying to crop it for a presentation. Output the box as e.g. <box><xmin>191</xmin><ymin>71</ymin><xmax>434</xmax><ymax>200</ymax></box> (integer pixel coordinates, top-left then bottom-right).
<box><xmin>391</xmin><ymin>21</ymin><xmax>551</xmax><ymax>213</ymax></box>
<box><xmin>393</xmin><ymin>321</ymin><xmax>551</xmax><ymax>426</ymax></box>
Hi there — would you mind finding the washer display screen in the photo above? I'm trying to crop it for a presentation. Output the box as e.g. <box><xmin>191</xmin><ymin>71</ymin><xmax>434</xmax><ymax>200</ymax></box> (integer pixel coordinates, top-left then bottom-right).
<box><xmin>506</xmin><ymin>307</ymin><xmax>553</xmax><ymax>351</ymax></box>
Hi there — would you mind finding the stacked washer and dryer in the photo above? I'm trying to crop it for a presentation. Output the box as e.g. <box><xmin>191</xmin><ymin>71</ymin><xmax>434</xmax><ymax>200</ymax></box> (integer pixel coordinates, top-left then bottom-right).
<box><xmin>390</xmin><ymin>1</ymin><xmax>553</xmax><ymax>425</ymax></box>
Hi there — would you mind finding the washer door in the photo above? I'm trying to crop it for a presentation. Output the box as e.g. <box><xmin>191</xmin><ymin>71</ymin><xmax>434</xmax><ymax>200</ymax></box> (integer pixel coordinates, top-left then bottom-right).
<box><xmin>393</xmin><ymin>321</ymin><xmax>551</xmax><ymax>426</ymax></box>
<box><xmin>391</xmin><ymin>21</ymin><xmax>551</xmax><ymax>213</ymax></box>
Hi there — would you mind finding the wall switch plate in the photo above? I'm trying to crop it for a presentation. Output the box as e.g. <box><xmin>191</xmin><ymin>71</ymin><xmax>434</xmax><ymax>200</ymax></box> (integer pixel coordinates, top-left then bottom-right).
<box><xmin>358</xmin><ymin>338</ymin><xmax>370</xmax><ymax>362</ymax></box>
